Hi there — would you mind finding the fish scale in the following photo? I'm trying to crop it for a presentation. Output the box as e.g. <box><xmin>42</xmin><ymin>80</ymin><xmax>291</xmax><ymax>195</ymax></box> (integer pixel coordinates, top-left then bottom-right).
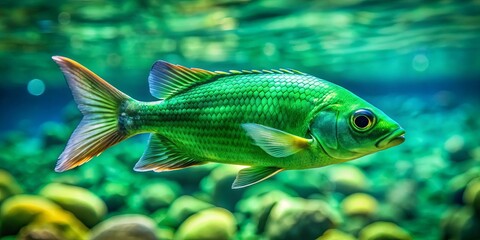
<box><xmin>52</xmin><ymin>56</ymin><xmax>404</xmax><ymax>188</ymax></box>
<box><xmin>126</xmin><ymin>73</ymin><xmax>330</xmax><ymax>168</ymax></box>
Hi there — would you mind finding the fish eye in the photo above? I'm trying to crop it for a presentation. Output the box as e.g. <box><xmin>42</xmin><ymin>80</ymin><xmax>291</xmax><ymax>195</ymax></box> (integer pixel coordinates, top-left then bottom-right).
<box><xmin>351</xmin><ymin>109</ymin><xmax>376</xmax><ymax>132</ymax></box>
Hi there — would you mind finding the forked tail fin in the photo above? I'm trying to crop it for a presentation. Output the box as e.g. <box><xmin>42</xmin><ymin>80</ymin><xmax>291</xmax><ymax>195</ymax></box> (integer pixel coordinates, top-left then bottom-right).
<box><xmin>52</xmin><ymin>56</ymin><xmax>132</xmax><ymax>172</ymax></box>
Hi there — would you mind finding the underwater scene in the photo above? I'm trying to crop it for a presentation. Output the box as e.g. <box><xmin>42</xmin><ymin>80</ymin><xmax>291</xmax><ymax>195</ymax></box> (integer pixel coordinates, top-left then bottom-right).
<box><xmin>1</xmin><ymin>0</ymin><xmax>480</xmax><ymax>239</ymax></box>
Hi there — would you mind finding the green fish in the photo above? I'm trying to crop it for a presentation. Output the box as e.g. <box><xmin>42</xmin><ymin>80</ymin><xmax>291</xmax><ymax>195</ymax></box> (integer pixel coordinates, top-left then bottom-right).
<box><xmin>52</xmin><ymin>56</ymin><xmax>405</xmax><ymax>189</ymax></box>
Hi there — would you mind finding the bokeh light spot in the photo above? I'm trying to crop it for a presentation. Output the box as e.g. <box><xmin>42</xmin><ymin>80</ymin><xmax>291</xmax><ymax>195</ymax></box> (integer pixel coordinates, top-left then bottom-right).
<box><xmin>412</xmin><ymin>54</ymin><xmax>429</xmax><ymax>72</ymax></box>
<box><xmin>263</xmin><ymin>42</ymin><xmax>277</xmax><ymax>56</ymax></box>
<box><xmin>27</xmin><ymin>79</ymin><xmax>45</xmax><ymax>96</ymax></box>
<box><xmin>58</xmin><ymin>12</ymin><xmax>71</xmax><ymax>25</ymax></box>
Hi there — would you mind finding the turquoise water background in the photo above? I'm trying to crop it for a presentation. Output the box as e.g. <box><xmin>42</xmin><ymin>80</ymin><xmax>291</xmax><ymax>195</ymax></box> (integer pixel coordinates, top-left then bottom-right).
<box><xmin>0</xmin><ymin>0</ymin><xmax>479</xmax><ymax>239</ymax></box>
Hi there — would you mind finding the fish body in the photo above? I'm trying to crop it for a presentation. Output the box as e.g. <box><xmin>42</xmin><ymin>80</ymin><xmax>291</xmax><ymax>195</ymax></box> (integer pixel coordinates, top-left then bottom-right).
<box><xmin>129</xmin><ymin>73</ymin><xmax>332</xmax><ymax>169</ymax></box>
<box><xmin>52</xmin><ymin>57</ymin><xmax>405</xmax><ymax>188</ymax></box>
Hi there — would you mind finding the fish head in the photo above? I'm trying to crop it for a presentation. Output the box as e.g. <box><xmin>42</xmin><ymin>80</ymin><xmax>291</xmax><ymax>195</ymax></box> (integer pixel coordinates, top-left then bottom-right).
<box><xmin>310</xmin><ymin>96</ymin><xmax>405</xmax><ymax>161</ymax></box>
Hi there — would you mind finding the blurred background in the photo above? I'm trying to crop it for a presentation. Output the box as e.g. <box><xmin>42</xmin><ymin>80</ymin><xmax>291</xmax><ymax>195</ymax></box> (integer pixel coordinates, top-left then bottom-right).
<box><xmin>0</xmin><ymin>0</ymin><xmax>479</xmax><ymax>239</ymax></box>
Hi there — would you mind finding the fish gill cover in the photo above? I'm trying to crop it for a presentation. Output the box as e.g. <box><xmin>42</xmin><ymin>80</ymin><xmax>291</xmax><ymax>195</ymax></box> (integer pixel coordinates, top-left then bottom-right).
<box><xmin>0</xmin><ymin>0</ymin><xmax>479</xmax><ymax>240</ymax></box>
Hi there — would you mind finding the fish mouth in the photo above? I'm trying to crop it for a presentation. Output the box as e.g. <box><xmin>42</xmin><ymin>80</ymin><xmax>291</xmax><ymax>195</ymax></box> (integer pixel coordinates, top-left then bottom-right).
<box><xmin>376</xmin><ymin>128</ymin><xmax>406</xmax><ymax>149</ymax></box>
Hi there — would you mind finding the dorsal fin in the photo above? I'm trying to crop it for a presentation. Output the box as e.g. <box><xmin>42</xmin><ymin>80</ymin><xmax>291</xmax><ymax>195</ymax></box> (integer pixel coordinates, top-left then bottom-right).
<box><xmin>216</xmin><ymin>68</ymin><xmax>305</xmax><ymax>76</ymax></box>
<box><xmin>148</xmin><ymin>61</ymin><xmax>306</xmax><ymax>99</ymax></box>
<box><xmin>148</xmin><ymin>61</ymin><xmax>217</xmax><ymax>99</ymax></box>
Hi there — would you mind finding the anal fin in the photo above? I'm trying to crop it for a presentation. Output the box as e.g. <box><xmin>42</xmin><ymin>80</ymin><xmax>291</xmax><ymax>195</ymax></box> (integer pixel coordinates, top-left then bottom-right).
<box><xmin>134</xmin><ymin>134</ymin><xmax>204</xmax><ymax>172</ymax></box>
<box><xmin>232</xmin><ymin>166</ymin><xmax>283</xmax><ymax>189</ymax></box>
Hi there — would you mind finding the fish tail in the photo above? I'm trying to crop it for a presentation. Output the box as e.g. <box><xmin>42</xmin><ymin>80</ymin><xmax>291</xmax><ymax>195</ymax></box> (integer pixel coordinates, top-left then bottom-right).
<box><xmin>52</xmin><ymin>56</ymin><xmax>132</xmax><ymax>172</ymax></box>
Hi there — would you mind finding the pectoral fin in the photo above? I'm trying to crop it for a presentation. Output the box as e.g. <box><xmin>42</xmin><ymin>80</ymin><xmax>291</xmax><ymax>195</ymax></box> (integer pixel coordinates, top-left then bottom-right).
<box><xmin>232</xmin><ymin>166</ymin><xmax>283</xmax><ymax>189</ymax></box>
<box><xmin>242</xmin><ymin>123</ymin><xmax>312</xmax><ymax>157</ymax></box>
